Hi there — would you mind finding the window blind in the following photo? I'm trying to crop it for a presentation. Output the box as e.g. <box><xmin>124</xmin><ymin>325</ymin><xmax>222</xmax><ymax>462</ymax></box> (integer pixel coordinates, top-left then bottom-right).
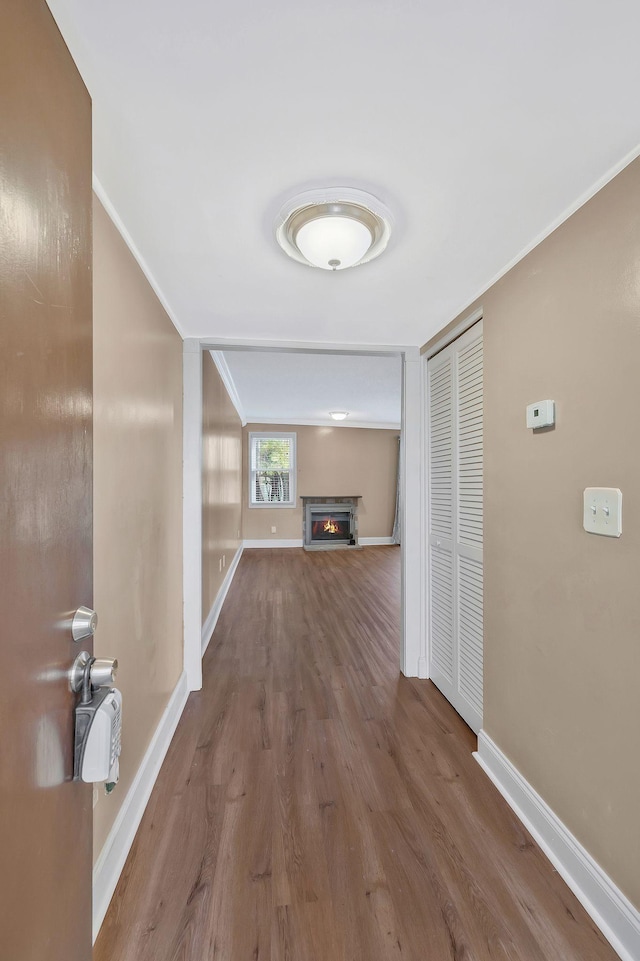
<box><xmin>249</xmin><ymin>433</ymin><xmax>296</xmax><ymax>505</ymax></box>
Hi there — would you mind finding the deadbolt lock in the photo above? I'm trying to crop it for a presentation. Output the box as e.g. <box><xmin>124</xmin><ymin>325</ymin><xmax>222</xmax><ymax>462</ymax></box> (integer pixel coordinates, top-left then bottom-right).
<box><xmin>72</xmin><ymin>606</ymin><xmax>98</xmax><ymax>642</ymax></box>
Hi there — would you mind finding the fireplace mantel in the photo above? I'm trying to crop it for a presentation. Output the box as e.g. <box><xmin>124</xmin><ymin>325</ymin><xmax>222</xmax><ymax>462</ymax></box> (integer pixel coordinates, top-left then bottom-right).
<box><xmin>301</xmin><ymin>496</ymin><xmax>362</xmax><ymax>551</ymax></box>
<box><xmin>300</xmin><ymin>496</ymin><xmax>362</xmax><ymax>502</ymax></box>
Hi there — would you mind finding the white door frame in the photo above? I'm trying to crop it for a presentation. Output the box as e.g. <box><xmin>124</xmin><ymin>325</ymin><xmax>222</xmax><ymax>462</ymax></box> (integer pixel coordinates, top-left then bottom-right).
<box><xmin>183</xmin><ymin>336</ymin><xmax>425</xmax><ymax>691</ymax></box>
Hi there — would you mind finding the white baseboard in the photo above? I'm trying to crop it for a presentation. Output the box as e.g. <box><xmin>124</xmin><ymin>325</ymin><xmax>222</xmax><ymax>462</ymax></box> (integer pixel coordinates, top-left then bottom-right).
<box><xmin>201</xmin><ymin>543</ymin><xmax>244</xmax><ymax>655</ymax></box>
<box><xmin>243</xmin><ymin>538</ymin><xmax>302</xmax><ymax>548</ymax></box>
<box><xmin>359</xmin><ymin>536</ymin><xmax>396</xmax><ymax>546</ymax></box>
<box><xmin>243</xmin><ymin>538</ymin><xmax>396</xmax><ymax>549</ymax></box>
<box><xmin>92</xmin><ymin>671</ymin><xmax>189</xmax><ymax>943</ymax></box>
<box><xmin>475</xmin><ymin>731</ymin><xmax>640</xmax><ymax>961</ymax></box>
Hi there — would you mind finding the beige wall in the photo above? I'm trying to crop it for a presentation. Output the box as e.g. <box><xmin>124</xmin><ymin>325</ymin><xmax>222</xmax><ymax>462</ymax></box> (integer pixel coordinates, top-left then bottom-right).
<box><xmin>201</xmin><ymin>353</ymin><xmax>243</xmax><ymax>622</ymax></box>
<box><xmin>242</xmin><ymin>423</ymin><xmax>399</xmax><ymax>541</ymax></box>
<box><xmin>92</xmin><ymin>195</ymin><xmax>183</xmax><ymax>860</ymax></box>
<box><xmin>424</xmin><ymin>158</ymin><xmax>640</xmax><ymax>908</ymax></box>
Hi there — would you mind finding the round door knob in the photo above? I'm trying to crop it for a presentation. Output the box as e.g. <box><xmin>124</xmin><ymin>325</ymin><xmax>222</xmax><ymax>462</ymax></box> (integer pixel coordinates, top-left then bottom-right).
<box><xmin>90</xmin><ymin>657</ymin><xmax>118</xmax><ymax>688</ymax></box>
<box><xmin>72</xmin><ymin>606</ymin><xmax>98</xmax><ymax>642</ymax></box>
<box><xmin>69</xmin><ymin>652</ymin><xmax>118</xmax><ymax>693</ymax></box>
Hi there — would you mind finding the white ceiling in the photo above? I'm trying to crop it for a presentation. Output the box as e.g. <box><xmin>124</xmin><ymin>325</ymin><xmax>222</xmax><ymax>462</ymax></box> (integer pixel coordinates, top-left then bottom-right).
<box><xmin>217</xmin><ymin>350</ymin><xmax>402</xmax><ymax>428</ymax></box>
<box><xmin>48</xmin><ymin>0</ymin><xmax>640</xmax><ymax>349</ymax></box>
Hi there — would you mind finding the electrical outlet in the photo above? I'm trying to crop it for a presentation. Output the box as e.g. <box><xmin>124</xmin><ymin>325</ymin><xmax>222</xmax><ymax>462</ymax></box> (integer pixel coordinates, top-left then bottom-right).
<box><xmin>271</xmin><ymin>526</ymin><xmax>277</xmax><ymax>534</ymax></box>
<box><xmin>219</xmin><ymin>558</ymin><xmax>222</xmax><ymax>572</ymax></box>
<box><xmin>237</xmin><ymin>529</ymin><xmax>240</xmax><ymax>538</ymax></box>
<box><xmin>93</xmin><ymin>785</ymin><xmax>99</xmax><ymax>808</ymax></box>
<box><xmin>222</xmin><ymin>554</ymin><xmax>226</xmax><ymax>568</ymax></box>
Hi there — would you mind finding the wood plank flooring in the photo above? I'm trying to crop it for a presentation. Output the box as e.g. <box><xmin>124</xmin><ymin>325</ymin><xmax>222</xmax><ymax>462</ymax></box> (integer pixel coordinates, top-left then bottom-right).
<box><xmin>95</xmin><ymin>547</ymin><xmax>618</xmax><ymax>961</ymax></box>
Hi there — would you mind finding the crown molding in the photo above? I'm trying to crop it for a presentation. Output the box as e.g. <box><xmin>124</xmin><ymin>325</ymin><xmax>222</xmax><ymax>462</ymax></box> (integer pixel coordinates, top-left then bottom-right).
<box><xmin>443</xmin><ymin>140</ymin><xmax>640</xmax><ymax>335</ymax></box>
<box><xmin>243</xmin><ymin>417</ymin><xmax>400</xmax><ymax>431</ymax></box>
<box><xmin>92</xmin><ymin>174</ymin><xmax>186</xmax><ymax>338</ymax></box>
<box><xmin>209</xmin><ymin>351</ymin><xmax>247</xmax><ymax>425</ymax></box>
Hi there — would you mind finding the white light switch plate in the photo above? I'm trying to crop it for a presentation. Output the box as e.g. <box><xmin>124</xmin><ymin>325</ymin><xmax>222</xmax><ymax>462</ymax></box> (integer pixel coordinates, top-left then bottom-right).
<box><xmin>583</xmin><ymin>488</ymin><xmax>622</xmax><ymax>537</ymax></box>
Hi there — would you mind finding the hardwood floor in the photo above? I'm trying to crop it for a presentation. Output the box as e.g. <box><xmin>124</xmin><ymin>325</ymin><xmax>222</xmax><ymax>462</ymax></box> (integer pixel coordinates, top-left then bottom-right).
<box><xmin>95</xmin><ymin>547</ymin><xmax>618</xmax><ymax>961</ymax></box>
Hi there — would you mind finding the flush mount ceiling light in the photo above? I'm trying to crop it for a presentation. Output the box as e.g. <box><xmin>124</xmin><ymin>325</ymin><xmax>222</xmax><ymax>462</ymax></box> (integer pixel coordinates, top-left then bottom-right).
<box><xmin>329</xmin><ymin>411</ymin><xmax>349</xmax><ymax>420</ymax></box>
<box><xmin>275</xmin><ymin>187</ymin><xmax>392</xmax><ymax>271</ymax></box>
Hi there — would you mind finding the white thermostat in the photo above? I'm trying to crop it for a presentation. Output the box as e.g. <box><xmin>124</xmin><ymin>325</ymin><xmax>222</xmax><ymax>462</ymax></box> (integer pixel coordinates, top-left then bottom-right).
<box><xmin>526</xmin><ymin>399</ymin><xmax>555</xmax><ymax>429</ymax></box>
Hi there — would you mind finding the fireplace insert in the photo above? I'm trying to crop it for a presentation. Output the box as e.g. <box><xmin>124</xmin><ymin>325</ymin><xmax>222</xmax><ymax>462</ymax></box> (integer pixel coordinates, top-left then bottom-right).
<box><xmin>302</xmin><ymin>496</ymin><xmax>361</xmax><ymax>550</ymax></box>
<box><xmin>311</xmin><ymin>511</ymin><xmax>352</xmax><ymax>542</ymax></box>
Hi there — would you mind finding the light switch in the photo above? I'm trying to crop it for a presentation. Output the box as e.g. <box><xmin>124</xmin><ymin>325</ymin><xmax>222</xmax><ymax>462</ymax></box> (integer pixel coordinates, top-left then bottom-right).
<box><xmin>583</xmin><ymin>488</ymin><xmax>622</xmax><ymax>537</ymax></box>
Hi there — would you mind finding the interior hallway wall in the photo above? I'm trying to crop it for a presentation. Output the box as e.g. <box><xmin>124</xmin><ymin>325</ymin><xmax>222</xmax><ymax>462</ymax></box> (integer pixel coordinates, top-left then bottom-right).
<box><xmin>423</xmin><ymin>157</ymin><xmax>640</xmax><ymax>909</ymax></box>
<box><xmin>201</xmin><ymin>352</ymin><xmax>243</xmax><ymax>623</ymax></box>
<box><xmin>242</xmin><ymin>423</ymin><xmax>399</xmax><ymax>541</ymax></box>
<box><xmin>93</xmin><ymin>195</ymin><xmax>183</xmax><ymax>861</ymax></box>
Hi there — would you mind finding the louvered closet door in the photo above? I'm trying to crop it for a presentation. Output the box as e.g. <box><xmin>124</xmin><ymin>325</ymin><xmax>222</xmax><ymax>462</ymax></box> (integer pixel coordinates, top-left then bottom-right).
<box><xmin>427</xmin><ymin>321</ymin><xmax>483</xmax><ymax>733</ymax></box>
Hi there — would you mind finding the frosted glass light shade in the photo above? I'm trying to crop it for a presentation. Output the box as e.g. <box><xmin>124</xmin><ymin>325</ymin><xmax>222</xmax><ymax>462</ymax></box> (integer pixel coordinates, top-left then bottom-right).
<box><xmin>296</xmin><ymin>217</ymin><xmax>372</xmax><ymax>270</ymax></box>
<box><xmin>329</xmin><ymin>411</ymin><xmax>349</xmax><ymax>420</ymax></box>
<box><xmin>275</xmin><ymin>187</ymin><xmax>392</xmax><ymax>271</ymax></box>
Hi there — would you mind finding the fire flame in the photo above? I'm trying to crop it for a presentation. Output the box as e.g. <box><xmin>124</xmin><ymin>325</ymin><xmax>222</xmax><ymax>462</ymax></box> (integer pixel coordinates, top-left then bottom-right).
<box><xmin>323</xmin><ymin>518</ymin><xmax>340</xmax><ymax>534</ymax></box>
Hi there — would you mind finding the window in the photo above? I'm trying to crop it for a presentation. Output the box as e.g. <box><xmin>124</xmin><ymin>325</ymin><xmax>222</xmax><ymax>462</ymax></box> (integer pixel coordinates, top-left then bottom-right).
<box><xmin>249</xmin><ymin>432</ymin><xmax>296</xmax><ymax>507</ymax></box>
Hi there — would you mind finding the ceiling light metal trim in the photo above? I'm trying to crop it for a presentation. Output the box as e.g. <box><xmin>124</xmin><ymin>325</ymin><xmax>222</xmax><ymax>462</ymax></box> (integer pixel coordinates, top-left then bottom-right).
<box><xmin>275</xmin><ymin>187</ymin><xmax>393</xmax><ymax>270</ymax></box>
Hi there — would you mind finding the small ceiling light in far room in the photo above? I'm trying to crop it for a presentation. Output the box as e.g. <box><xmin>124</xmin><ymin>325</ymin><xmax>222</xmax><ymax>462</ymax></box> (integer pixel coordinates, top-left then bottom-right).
<box><xmin>329</xmin><ymin>411</ymin><xmax>349</xmax><ymax>421</ymax></box>
<box><xmin>275</xmin><ymin>187</ymin><xmax>392</xmax><ymax>270</ymax></box>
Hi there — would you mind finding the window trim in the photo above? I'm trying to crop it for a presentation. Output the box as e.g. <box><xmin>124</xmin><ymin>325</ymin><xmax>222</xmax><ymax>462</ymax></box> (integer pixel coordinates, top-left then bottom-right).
<box><xmin>248</xmin><ymin>431</ymin><xmax>297</xmax><ymax>508</ymax></box>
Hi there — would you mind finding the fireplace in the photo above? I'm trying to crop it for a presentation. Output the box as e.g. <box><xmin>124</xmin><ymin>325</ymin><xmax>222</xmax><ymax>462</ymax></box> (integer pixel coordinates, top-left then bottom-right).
<box><xmin>312</xmin><ymin>511</ymin><xmax>352</xmax><ymax>542</ymax></box>
<box><xmin>301</xmin><ymin>496</ymin><xmax>362</xmax><ymax>550</ymax></box>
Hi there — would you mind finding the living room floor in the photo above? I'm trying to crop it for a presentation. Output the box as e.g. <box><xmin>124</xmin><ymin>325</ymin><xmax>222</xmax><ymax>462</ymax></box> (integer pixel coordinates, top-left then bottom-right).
<box><xmin>95</xmin><ymin>546</ymin><xmax>618</xmax><ymax>960</ymax></box>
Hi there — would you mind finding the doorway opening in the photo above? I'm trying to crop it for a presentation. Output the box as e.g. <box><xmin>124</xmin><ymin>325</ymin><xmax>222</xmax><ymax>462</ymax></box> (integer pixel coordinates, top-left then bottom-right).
<box><xmin>183</xmin><ymin>339</ymin><xmax>424</xmax><ymax>692</ymax></box>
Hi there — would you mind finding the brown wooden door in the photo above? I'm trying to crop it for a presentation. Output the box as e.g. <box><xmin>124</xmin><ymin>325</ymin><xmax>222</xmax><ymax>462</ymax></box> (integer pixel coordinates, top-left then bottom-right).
<box><xmin>0</xmin><ymin>2</ymin><xmax>93</xmax><ymax>958</ymax></box>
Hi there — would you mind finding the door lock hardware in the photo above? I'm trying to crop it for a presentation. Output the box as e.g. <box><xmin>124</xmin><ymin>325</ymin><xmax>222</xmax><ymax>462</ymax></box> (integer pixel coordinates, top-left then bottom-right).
<box><xmin>69</xmin><ymin>652</ymin><xmax>118</xmax><ymax>694</ymax></box>
<box><xmin>71</xmin><ymin>657</ymin><xmax>122</xmax><ymax>783</ymax></box>
<box><xmin>90</xmin><ymin>658</ymin><xmax>119</xmax><ymax>688</ymax></box>
<box><xmin>71</xmin><ymin>606</ymin><xmax>98</xmax><ymax>642</ymax></box>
